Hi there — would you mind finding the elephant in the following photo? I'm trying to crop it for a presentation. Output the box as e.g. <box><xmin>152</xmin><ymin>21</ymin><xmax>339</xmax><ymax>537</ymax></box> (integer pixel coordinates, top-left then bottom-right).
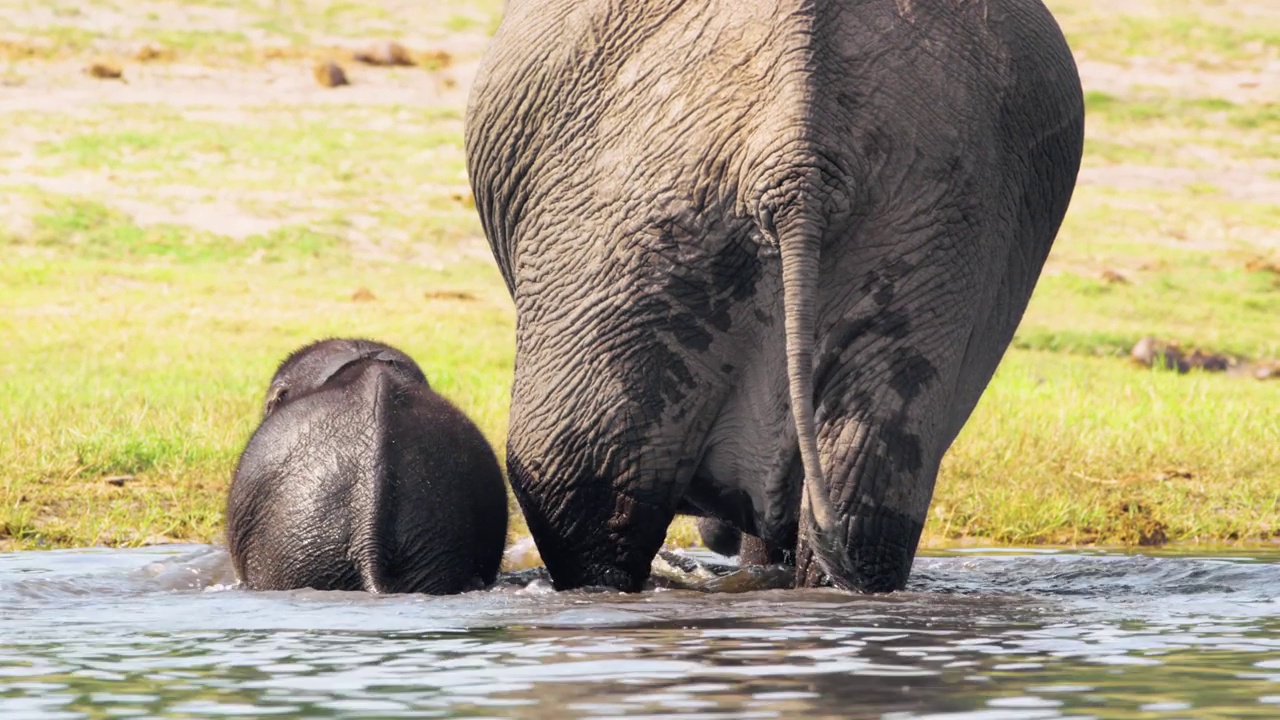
<box><xmin>696</xmin><ymin>517</ymin><xmax>742</xmax><ymax>559</ymax></box>
<box><xmin>226</xmin><ymin>338</ymin><xmax>508</xmax><ymax>594</ymax></box>
<box><xmin>465</xmin><ymin>0</ymin><xmax>1084</xmax><ymax>592</ymax></box>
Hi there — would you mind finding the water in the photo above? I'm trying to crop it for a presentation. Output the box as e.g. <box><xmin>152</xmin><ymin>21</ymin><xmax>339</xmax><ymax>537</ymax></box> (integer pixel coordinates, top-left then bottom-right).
<box><xmin>2</xmin><ymin>545</ymin><xmax>1279</xmax><ymax>718</ymax></box>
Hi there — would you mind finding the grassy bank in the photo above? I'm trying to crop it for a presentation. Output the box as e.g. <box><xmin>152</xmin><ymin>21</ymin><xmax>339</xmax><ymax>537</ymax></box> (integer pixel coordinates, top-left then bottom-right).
<box><xmin>1</xmin><ymin>0</ymin><xmax>1277</xmax><ymax>552</ymax></box>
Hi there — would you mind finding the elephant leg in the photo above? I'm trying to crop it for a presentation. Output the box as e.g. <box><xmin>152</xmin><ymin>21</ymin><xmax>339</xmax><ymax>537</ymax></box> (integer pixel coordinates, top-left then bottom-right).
<box><xmin>509</xmin><ymin>447</ymin><xmax>685</xmax><ymax>592</ymax></box>
<box><xmin>505</xmin><ymin>363</ymin><xmax>725</xmax><ymax>591</ymax></box>
<box><xmin>790</xmin><ymin>220</ymin><xmax>994</xmax><ymax>591</ymax></box>
<box><xmin>740</xmin><ymin>534</ymin><xmax>790</xmax><ymax>566</ymax></box>
<box><xmin>794</xmin><ymin>190</ymin><xmax>1073</xmax><ymax>590</ymax></box>
<box><xmin>793</xmin><ymin>220</ymin><xmax>1071</xmax><ymax>590</ymax></box>
<box><xmin>695</xmin><ymin>517</ymin><xmax>743</xmax><ymax>558</ymax></box>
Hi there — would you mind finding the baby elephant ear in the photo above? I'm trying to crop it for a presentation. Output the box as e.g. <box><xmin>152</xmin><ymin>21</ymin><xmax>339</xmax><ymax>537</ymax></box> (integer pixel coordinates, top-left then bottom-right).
<box><xmin>264</xmin><ymin>386</ymin><xmax>289</xmax><ymax>417</ymax></box>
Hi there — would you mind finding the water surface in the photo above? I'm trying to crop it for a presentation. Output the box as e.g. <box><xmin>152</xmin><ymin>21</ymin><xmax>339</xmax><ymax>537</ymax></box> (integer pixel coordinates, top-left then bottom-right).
<box><xmin>2</xmin><ymin>545</ymin><xmax>1279</xmax><ymax>718</ymax></box>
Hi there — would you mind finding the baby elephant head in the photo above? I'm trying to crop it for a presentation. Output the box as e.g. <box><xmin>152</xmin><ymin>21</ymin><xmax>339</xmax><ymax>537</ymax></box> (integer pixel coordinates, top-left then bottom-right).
<box><xmin>262</xmin><ymin>338</ymin><xmax>429</xmax><ymax>417</ymax></box>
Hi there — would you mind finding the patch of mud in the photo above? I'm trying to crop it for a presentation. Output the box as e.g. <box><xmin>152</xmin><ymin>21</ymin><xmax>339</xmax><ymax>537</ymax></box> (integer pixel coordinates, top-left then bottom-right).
<box><xmin>114</xmin><ymin>193</ymin><xmax>291</xmax><ymax>239</ymax></box>
<box><xmin>1076</xmin><ymin>58</ymin><xmax>1280</xmax><ymax>105</ymax></box>
<box><xmin>3</xmin><ymin>173</ymin><xmax>303</xmax><ymax>240</ymax></box>
<box><xmin>1130</xmin><ymin>335</ymin><xmax>1280</xmax><ymax>380</ymax></box>
<box><xmin>1077</xmin><ymin>164</ymin><xmax>1280</xmax><ymax>206</ymax></box>
<box><xmin>7</xmin><ymin>2</ymin><xmax>262</xmax><ymax>40</ymax></box>
<box><xmin>0</xmin><ymin>58</ymin><xmax>477</xmax><ymax>114</ymax></box>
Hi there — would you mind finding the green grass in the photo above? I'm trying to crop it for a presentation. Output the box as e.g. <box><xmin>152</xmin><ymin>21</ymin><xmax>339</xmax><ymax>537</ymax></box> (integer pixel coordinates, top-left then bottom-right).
<box><xmin>934</xmin><ymin>353</ymin><xmax>1280</xmax><ymax>546</ymax></box>
<box><xmin>1</xmin><ymin>0</ymin><xmax>1278</xmax><ymax>554</ymax></box>
<box><xmin>1019</xmin><ymin>256</ymin><xmax>1280</xmax><ymax>361</ymax></box>
<box><xmin>17</xmin><ymin>197</ymin><xmax>343</xmax><ymax>263</ymax></box>
<box><xmin>1083</xmin><ymin>91</ymin><xmax>1280</xmax><ymax>164</ymax></box>
<box><xmin>0</xmin><ymin>0</ymin><xmax>506</xmax><ymax>61</ymax></box>
<box><xmin>1052</xmin><ymin>0</ymin><xmax>1279</xmax><ymax>70</ymax></box>
<box><xmin>1086</xmin><ymin>91</ymin><xmax>1267</xmax><ymax>129</ymax></box>
<box><xmin>1</xmin><ymin>248</ymin><xmax>515</xmax><ymax>549</ymax></box>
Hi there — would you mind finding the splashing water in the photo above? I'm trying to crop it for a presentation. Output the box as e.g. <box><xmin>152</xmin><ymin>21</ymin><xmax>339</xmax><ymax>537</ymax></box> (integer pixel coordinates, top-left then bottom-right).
<box><xmin>2</xmin><ymin>544</ymin><xmax>1279</xmax><ymax>718</ymax></box>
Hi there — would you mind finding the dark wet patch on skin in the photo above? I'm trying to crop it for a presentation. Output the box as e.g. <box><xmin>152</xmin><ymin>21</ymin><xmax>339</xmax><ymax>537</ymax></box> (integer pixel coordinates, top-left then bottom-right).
<box><xmin>815</xmin><ymin>304</ymin><xmax>918</xmax><ymax>392</ymax></box>
<box><xmin>621</xmin><ymin>341</ymin><xmax>698</xmax><ymax>422</ymax></box>
<box><xmin>873</xmin><ymin>283</ymin><xmax>895</xmax><ymax>306</ymax></box>
<box><xmin>655</xmin><ymin>231</ymin><xmax>763</xmax><ymax>350</ymax></box>
<box><xmin>878</xmin><ymin>416</ymin><xmax>924</xmax><ymax>474</ymax></box>
<box><xmin>622</xmin><ymin>225</ymin><xmax>765</xmax><ymax>418</ymax></box>
<box><xmin>820</xmin><ymin>387</ymin><xmax>927</xmax><ymax>478</ymax></box>
<box><xmin>860</xmin><ymin>257</ymin><xmax>916</xmax><ymax>292</ymax></box>
<box><xmin>815</xmin><ymin>324</ymin><xmax>937</xmax><ymax>484</ymax></box>
<box><xmin>813</xmin><ymin>256</ymin><xmax>938</xmax><ymax>480</ymax></box>
<box><xmin>887</xmin><ymin>346</ymin><xmax>938</xmax><ymax>403</ymax></box>
<box><xmin>820</xmin><ymin>262</ymin><xmax>921</xmax><ymax>363</ymax></box>
<box><xmin>671</xmin><ymin>318</ymin><xmax>715</xmax><ymax>352</ymax></box>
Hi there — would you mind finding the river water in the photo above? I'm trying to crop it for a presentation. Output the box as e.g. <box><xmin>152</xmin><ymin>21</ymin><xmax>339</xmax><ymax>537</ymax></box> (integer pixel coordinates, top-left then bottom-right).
<box><xmin>2</xmin><ymin>545</ymin><xmax>1278</xmax><ymax>718</ymax></box>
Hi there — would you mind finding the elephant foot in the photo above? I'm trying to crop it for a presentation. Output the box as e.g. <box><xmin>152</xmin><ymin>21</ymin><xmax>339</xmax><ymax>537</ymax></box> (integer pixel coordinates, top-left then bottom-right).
<box><xmin>564</xmin><ymin>563</ymin><xmax>647</xmax><ymax>592</ymax></box>
<box><xmin>794</xmin><ymin>541</ymin><xmax>829</xmax><ymax>588</ymax></box>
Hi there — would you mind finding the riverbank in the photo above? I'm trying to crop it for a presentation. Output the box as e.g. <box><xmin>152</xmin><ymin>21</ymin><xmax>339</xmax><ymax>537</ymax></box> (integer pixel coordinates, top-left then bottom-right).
<box><xmin>2</xmin><ymin>0</ymin><xmax>1277</xmax><ymax>552</ymax></box>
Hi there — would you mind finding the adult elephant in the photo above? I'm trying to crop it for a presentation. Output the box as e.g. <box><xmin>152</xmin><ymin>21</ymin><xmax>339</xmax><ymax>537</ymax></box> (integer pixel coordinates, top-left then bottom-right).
<box><xmin>466</xmin><ymin>0</ymin><xmax>1083</xmax><ymax>592</ymax></box>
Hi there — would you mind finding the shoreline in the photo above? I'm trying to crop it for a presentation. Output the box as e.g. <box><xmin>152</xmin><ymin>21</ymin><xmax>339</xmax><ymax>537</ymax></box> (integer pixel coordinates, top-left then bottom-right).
<box><xmin>2</xmin><ymin>0</ymin><xmax>1277</xmax><ymax>561</ymax></box>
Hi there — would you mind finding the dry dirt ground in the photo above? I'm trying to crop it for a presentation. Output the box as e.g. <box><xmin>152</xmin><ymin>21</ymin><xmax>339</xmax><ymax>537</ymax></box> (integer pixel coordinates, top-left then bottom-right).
<box><xmin>0</xmin><ymin>1</ymin><xmax>490</xmax><ymax>255</ymax></box>
<box><xmin>0</xmin><ymin>0</ymin><xmax>1276</xmax><ymax>260</ymax></box>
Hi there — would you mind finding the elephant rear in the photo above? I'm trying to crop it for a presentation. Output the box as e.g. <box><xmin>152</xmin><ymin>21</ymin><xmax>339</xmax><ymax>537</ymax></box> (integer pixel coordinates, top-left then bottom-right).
<box><xmin>467</xmin><ymin>0</ymin><xmax>1082</xmax><ymax>592</ymax></box>
<box><xmin>228</xmin><ymin>350</ymin><xmax>508</xmax><ymax>594</ymax></box>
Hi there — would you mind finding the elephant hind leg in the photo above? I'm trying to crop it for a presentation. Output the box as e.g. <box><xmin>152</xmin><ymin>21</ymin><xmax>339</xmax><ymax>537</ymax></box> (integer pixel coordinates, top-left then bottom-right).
<box><xmin>794</xmin><ymin>229</ymin><xmax>983</xmax><ymax>591</ymax></box>
<box><xmin>740</xmin><ymin>533</ymin><xmax>791</xmax><ymax>566</ymax></box>
<box><xmin>692</xmin><ymin>515</ymin><xmax>791</xmax><ymax>564</ymax></box>
<box><xmin>696</xmin><ymin>517</ymin><xmax>743</xmax><ymax>558</ymax></box>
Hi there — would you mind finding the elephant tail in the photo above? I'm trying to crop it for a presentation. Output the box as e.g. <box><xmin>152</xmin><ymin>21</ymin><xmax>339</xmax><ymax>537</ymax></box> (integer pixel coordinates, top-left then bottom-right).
<box><xmin>775</xmin><ymin>209</ymin><xmax>844</xmax><ymax>586</ymax></box>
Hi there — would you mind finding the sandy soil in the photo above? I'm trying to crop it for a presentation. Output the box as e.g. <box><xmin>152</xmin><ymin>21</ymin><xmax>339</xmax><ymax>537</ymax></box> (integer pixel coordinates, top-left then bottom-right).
<box><xmin>0</xmin><ymin>0</ymin><xmax>1276</xmax><ymax>262</ymax></box>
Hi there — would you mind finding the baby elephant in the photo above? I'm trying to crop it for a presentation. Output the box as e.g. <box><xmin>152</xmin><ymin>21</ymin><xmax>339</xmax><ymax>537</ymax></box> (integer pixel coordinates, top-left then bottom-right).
<box><xmin>227</xmin><ymin>338</ymin><xmax>508</xmax><ymax>594</ymax></box>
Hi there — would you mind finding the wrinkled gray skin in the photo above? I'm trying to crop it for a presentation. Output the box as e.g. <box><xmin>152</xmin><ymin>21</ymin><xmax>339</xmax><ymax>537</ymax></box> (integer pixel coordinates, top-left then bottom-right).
<box><xmin>466</xmin><ymin>0</ymin><xmax>1083</xmax><ymax>592</ymax></box>
<box><xmin>227</xmin><ymin>338</ymin><xmax>508</xmax><ymax>594</ymax></box>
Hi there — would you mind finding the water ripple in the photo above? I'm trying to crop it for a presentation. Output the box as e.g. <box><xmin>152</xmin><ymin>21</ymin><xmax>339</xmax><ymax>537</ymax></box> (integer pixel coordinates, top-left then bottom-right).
<box><xmin>2</xmin><ymin>545</ymin><xmax>1279</xmax><ymax>718</ymax></box>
